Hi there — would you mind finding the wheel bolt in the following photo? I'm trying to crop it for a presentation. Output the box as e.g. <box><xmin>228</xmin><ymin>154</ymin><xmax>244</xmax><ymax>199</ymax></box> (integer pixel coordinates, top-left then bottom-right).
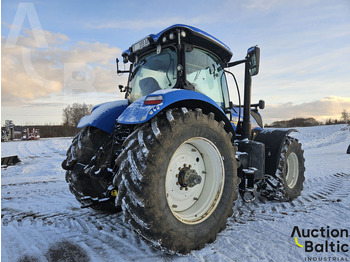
<box><xmin>176</xmin><ymin>182</ymin><xmax>179</xmax><ymax>185</ymax></box>
<box><xmin>185</xmin><ymin>187</ymin><xmax>188</xmax><ymax>191</ymax></box>
<box><xmin>180</xmin><ymin>187</ymin><xmax>183</xmax><ymax>190</ymax></box>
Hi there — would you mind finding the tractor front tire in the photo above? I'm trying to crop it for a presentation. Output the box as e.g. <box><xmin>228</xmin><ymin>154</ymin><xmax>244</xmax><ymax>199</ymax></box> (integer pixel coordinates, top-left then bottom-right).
<box><xmin>113</xmin><ymin>108</ymin><xmax>238</xmax><ymax>254</ymax></box>
<box><xmin>257</xmin><ymin>136</ymin><xmax>305</xmax><ymax>201</ymax></box>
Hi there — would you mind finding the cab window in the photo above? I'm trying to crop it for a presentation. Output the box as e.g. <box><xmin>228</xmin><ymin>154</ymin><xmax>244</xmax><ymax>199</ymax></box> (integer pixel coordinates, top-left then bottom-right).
<box><xmin>129</xmin><ymin>48</ymin><xmax>177</xmax><ymax>103</ymax></box>
<box><xmin>185</xmin><ymin>48</ymin><xmax>228</xmax><ymax>108</ymax></box>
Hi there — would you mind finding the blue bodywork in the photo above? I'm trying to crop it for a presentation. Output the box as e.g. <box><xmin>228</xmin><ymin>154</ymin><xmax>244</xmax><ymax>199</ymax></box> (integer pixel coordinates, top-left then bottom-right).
<box><xmin>78</xmin><ymin>89</ymin><xmax>224</xmax><ymax>133</ymax></box>
<box><xmin>78</xmin><ymin>100</ymin><xmax>128</xmax><ymax>133</ymax></box>
<box><xmin>122</xmin><ymin>24</ymin><xmax>233</xmax><ymax>63</ymax></box>
<box><xmin>118</xmin><ymin>89</ymin><xmax>222</xmax><ymax>125</ymax></box>
<box><xmin>78</xmin><ymin>89</ymin><xmax>262</xmax><ymax>134</ymax></box>
<box><xmin>151</xmin><ymin>24</ymin><xmax>232</xmax><ymax>53</ymax></box>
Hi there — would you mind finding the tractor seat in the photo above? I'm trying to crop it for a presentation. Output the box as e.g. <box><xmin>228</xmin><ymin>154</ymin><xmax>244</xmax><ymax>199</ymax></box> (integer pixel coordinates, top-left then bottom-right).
<box><xmin>139</xmin><ymin>77</ymin><xmax>161</xmax><ymax>96</ymax></box>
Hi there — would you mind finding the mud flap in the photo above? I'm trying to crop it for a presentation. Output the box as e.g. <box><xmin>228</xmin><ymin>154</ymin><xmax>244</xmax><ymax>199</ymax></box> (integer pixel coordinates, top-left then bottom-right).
<box><xmin>253</xmin><ymin>129</ymin><xmax>297</xmax><ymax>176</ymax></box>
<box><xmin>1</xmin><ymin>155</ymin><xmax>21</xmax><ymax>167</ymax></box>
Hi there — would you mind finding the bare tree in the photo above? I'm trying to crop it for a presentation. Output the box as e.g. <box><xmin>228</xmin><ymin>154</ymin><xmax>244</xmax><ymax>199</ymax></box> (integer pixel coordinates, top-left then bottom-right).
<box><xmin>341</xmin><ymin>109</ymin><xmax>349</xmax><ymax>124</ymax></box>
<box><xmin>63</xmin><ymin>103</ymin><xmax>93</xmax><ymax>127</ymax></box>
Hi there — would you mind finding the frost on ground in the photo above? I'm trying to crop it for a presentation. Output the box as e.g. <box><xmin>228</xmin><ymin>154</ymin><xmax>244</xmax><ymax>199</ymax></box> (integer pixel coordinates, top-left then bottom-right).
<box><xmin>1</xmin><ymin>125</ymin><xmax>350</xmax><ymax>262</ymax></box>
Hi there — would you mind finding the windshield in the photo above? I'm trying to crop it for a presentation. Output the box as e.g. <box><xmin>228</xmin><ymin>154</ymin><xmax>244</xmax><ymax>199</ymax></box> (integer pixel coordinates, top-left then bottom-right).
<box><xmin>129</xmin><ymin>48</ymin><xmax>177</xmax><ymax>103</ymax></box>
<box><xmin>186</xmin><ymin>48</ymin><xmax>228</xmax><ymax>108</ymax></box>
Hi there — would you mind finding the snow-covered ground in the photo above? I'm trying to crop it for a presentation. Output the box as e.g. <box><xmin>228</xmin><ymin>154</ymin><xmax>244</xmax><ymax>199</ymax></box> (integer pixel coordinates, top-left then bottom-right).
<box><xmin>1</xmin><ymin>125</ymin><xmax>350</xmax><ymax>261</ymax></box>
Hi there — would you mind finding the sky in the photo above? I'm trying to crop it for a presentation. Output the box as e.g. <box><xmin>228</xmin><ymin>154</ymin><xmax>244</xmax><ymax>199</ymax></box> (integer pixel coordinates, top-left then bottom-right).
<box><xmin>1</xmin><ymin>0</ymin><xmax>350</xmax><ymax>125</ymax></box>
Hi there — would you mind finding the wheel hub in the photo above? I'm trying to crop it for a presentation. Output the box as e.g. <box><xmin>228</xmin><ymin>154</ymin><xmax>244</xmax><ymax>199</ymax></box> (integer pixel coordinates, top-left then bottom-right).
<box><xmin>178</xmin><ymin>166</ymin><xmax>202</xmax><ymax>188</ymax></box>
<box><xmin>165</xmin><ymin>137</ymin><xmax>225</xmax><ymax>224</ymax></box>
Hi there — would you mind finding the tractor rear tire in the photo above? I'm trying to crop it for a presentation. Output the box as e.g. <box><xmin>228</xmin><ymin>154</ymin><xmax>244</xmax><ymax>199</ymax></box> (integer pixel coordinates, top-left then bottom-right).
<box><xmin>113</xmin><ymin>108</ymin><xmax>238</xmax><ymax>254</ymax></box>
<box><xmin>64</xmin><ymin>126</ymin><xmax>115</xmax><ymax>211</ymax></box>
<box><xmin>257</xmin><ymin>136</ymin><xmax>305</xmax><ymax>201</ymax></box>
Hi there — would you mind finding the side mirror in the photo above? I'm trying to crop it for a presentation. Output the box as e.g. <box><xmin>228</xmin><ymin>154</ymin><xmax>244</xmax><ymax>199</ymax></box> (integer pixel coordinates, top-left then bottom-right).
<box><xmin>122</xmin><ymin>53</ymin><xmax>129</xmax><ymax>63</ymax></box>
<box><xmin>258</xmin><ymin>99</ymin><xmax>265</xmax><ymax>109</ymax></box>
<box><xmin>251</xmin><ymin>99</ymin><xmax>265</xmax><ymax>110</ymax></box>
<box><xmin>246</xmin><ymin>46</ymin><xmax>260</xmax><ymax>76</ymax></box>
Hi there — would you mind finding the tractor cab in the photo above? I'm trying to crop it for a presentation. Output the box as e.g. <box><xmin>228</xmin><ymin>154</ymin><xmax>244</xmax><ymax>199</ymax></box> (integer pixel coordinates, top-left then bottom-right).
<box><xmin>118</xmin><ymin>24</ymin><xmax>263</xmax><ymax>137</ymax></box>
<box><xmin>119</xmin><ymin>24</ymin><xmax>232</xmax><ymax>110</ymax></box>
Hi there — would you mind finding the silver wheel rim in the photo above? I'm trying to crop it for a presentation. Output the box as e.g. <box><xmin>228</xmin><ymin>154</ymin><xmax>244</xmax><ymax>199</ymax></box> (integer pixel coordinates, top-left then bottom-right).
<box><xmin>286</xmin><ymin>152</ymin><xmax>299</xmax><ymax>188</ymax></box>
<box><xmin>165</xmin><ymin>137</ymin><xmax>224</xmax><ymax>224</ymax></box>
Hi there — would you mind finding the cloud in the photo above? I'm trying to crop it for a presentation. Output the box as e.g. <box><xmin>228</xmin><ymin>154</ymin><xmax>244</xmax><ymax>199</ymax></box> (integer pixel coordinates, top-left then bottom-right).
<box><xmin>1</xmin><ymin>28</ymin><xmax>123</xmax><ymax>106</ymax></box>
<box><xmin>262</xmin><ymin>96</ymin><xmax>350</xmax><ymax>124</ymax></box>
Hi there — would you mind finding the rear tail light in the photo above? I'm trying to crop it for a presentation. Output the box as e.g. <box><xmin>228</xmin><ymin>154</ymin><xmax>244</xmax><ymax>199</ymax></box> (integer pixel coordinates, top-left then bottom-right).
<box><xmin>144</xmin><ymin>95</ymin><xmax>163</xmax><ymax>105</ymax></box>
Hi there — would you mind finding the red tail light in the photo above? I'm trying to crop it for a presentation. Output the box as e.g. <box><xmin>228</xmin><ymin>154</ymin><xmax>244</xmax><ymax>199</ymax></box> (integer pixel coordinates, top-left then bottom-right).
<box><xmin>144</xmin><ymin>95</ymin><xmax>163</xmax><ymax>105</ymax></box>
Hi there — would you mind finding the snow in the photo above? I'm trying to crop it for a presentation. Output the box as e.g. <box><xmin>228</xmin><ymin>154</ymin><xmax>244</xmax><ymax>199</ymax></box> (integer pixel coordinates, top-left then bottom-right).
<box><xmin>138</xmin><ymin>130</ymin><xmax>149</xmax><ymax>157</ymax></box>
<box><xmin>2</xmin><ymin>125</ymin><xmax>350</xmax><ymax>261</ymax></box>
<box><xmin>291</xmin><ymin>125</ymin><xmax>350</xmax><ymax>178</ymax></box>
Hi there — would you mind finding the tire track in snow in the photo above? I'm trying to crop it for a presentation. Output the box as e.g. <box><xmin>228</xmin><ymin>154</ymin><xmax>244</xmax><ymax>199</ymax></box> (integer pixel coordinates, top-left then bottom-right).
<box><xmin>232</xmin><ymin>173</ymin><xmax>350</xmax><ymax>223</ymax></box>
<box><xmin>2</xmin><ymin>175</ymin><xmax>349</xmax><ymax>261</ymax></box>
<box><xmin>3</xmin><ymin>174</ymin><xmax>349</xmax><ymax>228</ymax></box>
<box><xmin>8</xmin><ymin>139</ymin><xmax>67</xmax><ymax>162</ymax></box>
<box><xmin>36</xmin><ymin>139</ymin><xmax>69</xmax><ymax>158</ymax></box>
<box><xmin>2</xmin><ymin>209</ymin><xmax>167</xmax><ymax>261</ymax></box>
<box><xmin>17</xmin><ymin>140</ymin><xmax>36</xmax><ymax>159</ymax></box>
<box><xmin>2</xmin><ymin>175</ymin><xmax>161</xmax><ymax>260</ymax></box>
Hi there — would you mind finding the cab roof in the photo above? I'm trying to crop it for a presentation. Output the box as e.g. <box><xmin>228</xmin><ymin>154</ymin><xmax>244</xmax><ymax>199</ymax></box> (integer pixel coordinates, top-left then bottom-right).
<box><xmin>123</xmin><ymin>24</ymin><xmax>233</xmax><ymax>63</ymax></box>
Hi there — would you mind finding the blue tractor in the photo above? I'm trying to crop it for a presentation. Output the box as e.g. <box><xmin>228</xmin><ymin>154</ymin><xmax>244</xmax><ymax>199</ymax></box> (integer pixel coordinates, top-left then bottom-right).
<box><xmin>62</xmin><ymin>24</ymin><xmax>305</xmax><ymax>253</ymax></box>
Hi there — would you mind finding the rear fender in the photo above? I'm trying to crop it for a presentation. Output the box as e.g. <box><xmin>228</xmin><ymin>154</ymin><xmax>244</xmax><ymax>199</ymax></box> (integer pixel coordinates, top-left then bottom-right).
<box><xmin>117</xmin><ymin>89</ymin><xmax>235</xmax><ymax>134</ymax></box>
<box><xmin>253</xmin><ymin>129</ymin><xmax>297</xmax><ymax>177</ymax></box>
<box><xmin>77</xmin><ymin>100</ymin><xmax>129</xmax><ymax>133</ymax></box>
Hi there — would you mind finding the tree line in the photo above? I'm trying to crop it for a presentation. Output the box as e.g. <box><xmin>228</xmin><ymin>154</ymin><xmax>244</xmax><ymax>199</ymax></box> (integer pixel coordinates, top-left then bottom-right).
<box><xmin>266</xmin><ymin>109</ymin><xmax>350</xmax><ymax>128</ymax></box>
<box><xmin>60</xmin><ymin>103</ymin><xmax>93</xmax><ymax>136</ymax></box>
<box><xmin>36</xmin><ymin>103</ymin><xmax>93</xmax><ymax>137</ymax></box>
<box><xmin>9</xmin><ymin>125</ymin><xmax>80</xmax><ymax>138</ymax></box>
<box><xmin>63</xmin><ymin>103</ymin><xmax>93</xmax><ymax>127</ymax></box>
<box><xmin>4</xmin><ymin>103</ymin><xmax>93</xmax><ymax>138</ymax></box>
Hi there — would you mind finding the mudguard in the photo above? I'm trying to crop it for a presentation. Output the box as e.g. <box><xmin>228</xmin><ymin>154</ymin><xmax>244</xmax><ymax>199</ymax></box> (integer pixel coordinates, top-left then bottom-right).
<box><xmin>78</xmin><ymin>100</ymin><xmax>129</xmax><ymax>133</ymax></box>
<box><xmin>77</xmin><ymin>89</ymin><xmax>263</xmax><ymax>135</ymax></box>
<box><xmin>117</xmin><ymin>89</ymin><xmax>227</xmax><ymax>125</ymax></box>
<box><xmin>253</xmin><ymin>128</ymin><xmax>297</xmax><ymax>177</ymax></box>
